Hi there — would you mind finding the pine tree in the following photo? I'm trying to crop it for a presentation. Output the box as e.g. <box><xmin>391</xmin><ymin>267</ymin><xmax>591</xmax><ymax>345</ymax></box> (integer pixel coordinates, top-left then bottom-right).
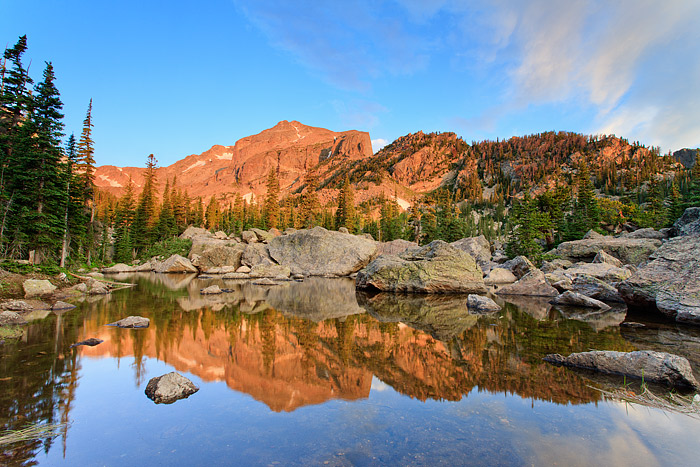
<box><xmin>113</xmin><ymin>178</ymin><xmax>136</xmax><ymax>263</ymax></box>
<box><xmin>299</xmin><ymin>175</ymin><xmax>320</xmax><ymax>228</ymax></box>
<box><xmin>263</xmin><ymin>168</ymin><xmax>280</xmax><ymax>229</ymax></box>
<box><xmin>565</xmin><ymin>161</ymin><xmax>600</xmax><ymax>240</ymax></box>
<box><xmin>131</xmin><ymin>154</ymin><xmax>158</xmax><ymax>251</ymax></box>
<box><xmin>156</xmin><ymin>178</ymin><xmax>176</xmax><ymax>239</ymax></box>
<box><xmin>667</xmin><ymin>181</ymin><xmax>683</xmax><ymax>226</ymax></box>
<box><xmin>506</xmin><ymin>192</ymin><xmax>551</xmax><ymax>262</ymax></box>
<box><xmin>205</xmin><ymin>195</ymin><xmax>220</xmax><ymax>230</ymax></box>
<box><xmin>76</xmin><ymin>99</ymin><xmax>95</xmax><ymax>207</ymax></box>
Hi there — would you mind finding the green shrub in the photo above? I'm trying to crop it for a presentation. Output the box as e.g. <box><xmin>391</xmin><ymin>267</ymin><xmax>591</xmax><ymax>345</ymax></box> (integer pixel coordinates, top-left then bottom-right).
<box><xmin>139</xmin><ymin>237</ymin><xmax>192</xmax><ymax>260</ymax></box>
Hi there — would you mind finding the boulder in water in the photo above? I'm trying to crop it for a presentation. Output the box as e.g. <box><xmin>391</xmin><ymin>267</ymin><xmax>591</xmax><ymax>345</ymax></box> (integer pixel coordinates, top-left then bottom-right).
<box><xmin>145</xmin><ymin>372</ymin><xmax>199</xmax><ymax>404</ymax></box>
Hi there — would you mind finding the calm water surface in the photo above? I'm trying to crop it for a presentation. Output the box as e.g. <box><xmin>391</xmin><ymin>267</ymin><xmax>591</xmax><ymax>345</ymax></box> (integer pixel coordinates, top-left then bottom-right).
<box><xmin>2</xmin><ymin>273</ymin><xmax>700</xmax><ymax>466</ymax></box>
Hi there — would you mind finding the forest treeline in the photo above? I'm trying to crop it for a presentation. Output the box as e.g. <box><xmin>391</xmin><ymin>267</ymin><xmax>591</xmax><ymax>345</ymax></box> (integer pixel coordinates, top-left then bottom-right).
<box><xmin>2</xmin><ymin>35</ymin><xmax>700</xmax><ymax>268</ymax></box>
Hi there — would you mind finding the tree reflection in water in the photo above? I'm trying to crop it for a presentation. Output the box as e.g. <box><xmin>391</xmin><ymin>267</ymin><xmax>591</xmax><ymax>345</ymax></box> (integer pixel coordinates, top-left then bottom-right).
<box><xmin>2</xmin><ymin>273</ymin><xmax>691</xmax><ymax>465</ymax></box>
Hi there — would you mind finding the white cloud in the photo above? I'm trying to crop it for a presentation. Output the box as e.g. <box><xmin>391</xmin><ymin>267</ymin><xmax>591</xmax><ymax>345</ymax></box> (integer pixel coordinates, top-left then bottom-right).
<box><xmin>371</xmin><ymin>138</ymin><xmax>389</xmax><ymax>153</ymax></box>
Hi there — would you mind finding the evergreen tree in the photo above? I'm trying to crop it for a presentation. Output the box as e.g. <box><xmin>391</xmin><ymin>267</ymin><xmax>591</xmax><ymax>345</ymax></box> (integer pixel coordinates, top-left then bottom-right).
<box><xmin>263</xmin><ymin>168</ymin><xmax>280</xmax><ymax>229</ymax></box>
<box><xmin>132</xmin><ymin>154</ymin><xmax>158</xmax><ymax>251</ymax></box>
<box><xmin>156</xmin><ymin>178</ymin><xmax>176</xmax><ymax>239</ymax></box>
<box><xmin>506</xmin><ymin>192</ymin><xmax>551</xmax><ymax>262</ymax></box>
<box><xmin>76</xmin><ymin>99</ymin><xmax>95</xmax><ymax>207</ymax></box>
<box><xmin>205</xmin><ymin>195</ymin><xmax>220</xmax><ymax>230</ymax></box>
<box><xmin>565</xmin><ymin>161</ymin><xmax>600</xmax><ymax>240</ymax></box>
<box><xmin>299</xmin><ymin>175</ymin><xmax>320</xmax><ymax>228</ymax></box>
<box><xmin>113</xmin><ymin>178</ymin><xmax>136</xmax><ymax>263</ymax></box>
<box><xmin>667</xmin><ymin>181</ymin><xmax>684</xmax><ymax>226</ymax></box>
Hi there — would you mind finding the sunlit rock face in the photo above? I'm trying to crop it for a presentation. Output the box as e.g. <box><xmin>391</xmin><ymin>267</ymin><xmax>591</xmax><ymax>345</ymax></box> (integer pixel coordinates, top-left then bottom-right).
<box><xmin>93</xmin><ymin>120</ymin><xmax>372</xmax><ymax>201</ymax></box>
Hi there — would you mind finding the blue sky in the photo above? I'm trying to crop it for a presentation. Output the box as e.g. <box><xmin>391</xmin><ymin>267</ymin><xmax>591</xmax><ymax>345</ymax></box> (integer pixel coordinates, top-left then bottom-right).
<box><xmin>3</xmin><ymin>0</ymin><xmax>699</xmax><ymax>167</ymax></box>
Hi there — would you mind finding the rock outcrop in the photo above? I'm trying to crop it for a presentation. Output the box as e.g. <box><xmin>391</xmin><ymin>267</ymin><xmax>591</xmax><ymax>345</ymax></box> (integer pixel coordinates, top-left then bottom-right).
<box><xmin>552</xmin><ymin>236</ymin><xmax>661</xmax><ymax>265</ymax></box>
<box><xmin>450</xmin><ymin>235</ymin><xmax>491</xmax><ymax>267</ymax></box>
<box><xmin>544</xmin><ymin>350</ymin><xmax>699</xmax><ymax>390</ymax></box>
<box><xmin>495</xmin><ymin>270</ymin><xmax>558</xmax><ymax>297</ymax></box>
<box><xmin>671</xmin><ymin>207</ymin><xmax>700</xmax><ymax>237</ymax></box>
<box><xmin>154</xmin><ymin>255</ymin><xmax>198</xmax><ymax>274</ymax></box>
<box><xmin>269</xmin><ymin>227</ymin><xmax>377</xmax><ymax>277</ymax></box>
<box><xmin>467</xmin><ymin>295</ymin><xmax>501</xmax><ymax>313</ymax></box>
<box><xmin>618</xmin><ymin>235</ymin><xmax>700</xmax><ymax>324</ymax></box>
<box><xmin>561</xmin><ymin>262</ymin><xmax>632</xmax><ymax>284</ymax></box>
<box><xmin>189</xmin><ymin>236</ymin><xmax>243</xmax><ymax>271</ymax></box>
<box><xmin>145</xmin><ymin>372</ymin><xmax>199</xmax><ymax>404</ymax></box>
<box><xmin>23</xmin><ymin>279</ymin><xmax>56</xmax><ymax>298</ymax></box>
<box><xmin>355</xmin><ymin>241</ymin><xmax>485</xmax><ymax>294</ymax></box>
<box><xmin>484</xmin><ymin>268</ymin><xmax>517</xmax><ymax>285</ymax></box>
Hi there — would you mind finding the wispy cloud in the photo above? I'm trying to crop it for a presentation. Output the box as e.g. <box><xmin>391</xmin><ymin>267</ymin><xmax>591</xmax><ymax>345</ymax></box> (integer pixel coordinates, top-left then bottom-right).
<box><xmin>237</xmin><ymin>0</ymin><xmax>700</xmax><ymax>150</ymax></box>
<box><xmin>371</xmin><ymin>138</ymin><xmax>389</xmax><ymax>153</ymax></box>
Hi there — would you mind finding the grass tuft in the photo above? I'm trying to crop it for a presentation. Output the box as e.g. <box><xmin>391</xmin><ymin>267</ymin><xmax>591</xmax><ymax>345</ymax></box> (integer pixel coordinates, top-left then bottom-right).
<box><xmin>593</xmin><ymin>385</ymin><xmax>700</xmax><ymax>419</ymax></box>
<box><xmin>0</xmin><ymin>422</ymin><xmax>67</xmax><ymax>446</ymax></box>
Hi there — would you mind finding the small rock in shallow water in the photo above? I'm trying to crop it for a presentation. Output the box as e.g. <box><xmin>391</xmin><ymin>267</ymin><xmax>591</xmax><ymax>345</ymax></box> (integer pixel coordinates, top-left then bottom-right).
<box><xmin>467</xmin><ymin>295</ymin><xmax>501</xmax><ymax>313</ymax></box>
<box><xmin>200</xmin><ymin>285</ymin><xmax>222</xmax><ymax>295</ymax></box>
<box><xmin>107</xmin><ymin>316</ymin><xmax>150</xmax><ymax>328</ymax></box>
<box><xmin>70</xmin><ymin>338</ymin><xmax>104</xmax><ymax>348</ymax></box>
<box><xmin>52</xmin><ymin>301</ymin><xmax>76</xmax><ymax>311</ymax></box>
<box><xmin>145</xmin><ymin>372</ymin><xmax>199</xmax><ymax>404</ymax></box>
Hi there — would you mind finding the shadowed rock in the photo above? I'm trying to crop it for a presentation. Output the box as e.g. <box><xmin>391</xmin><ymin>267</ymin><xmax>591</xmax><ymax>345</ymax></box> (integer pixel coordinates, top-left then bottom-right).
<box><xmin>550</xmin><ymin>291</ymin><xmax>611</xmax><ymax>310</ymax></box>
<box><xmin>467</xmin><ymin>294</ymin><xmax>501</xmax><ymax>313</ymax></box>
<box><xmin>544</xmin><ymin>350</ymin><xmax>699</xmax><ymax>390</ymax></box>
<box><xmin>70</xmin><ymin>338</ymin><xmax>104</xmax><ymax>348</ymax></box>
<box><xmin>496</xmin><ymin>270</ymin><xmax>558</xmax><ymax>297</ymax></box>
<box><xmin>552</xmin><ymin>236</ymin><xmax>661</xmax><ymax>265</ymax></box>
<box><xmin>145</xmin><ymin>372</ymin><xmax>199</xmax><ymax>404</ymax></box>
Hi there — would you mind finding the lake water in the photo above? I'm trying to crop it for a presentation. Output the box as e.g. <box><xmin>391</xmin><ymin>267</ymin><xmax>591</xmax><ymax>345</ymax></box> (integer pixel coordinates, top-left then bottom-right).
<box><xmin>2</xmin><ymin>274</ymin><xmax>700</xmax><ymax>466</ymax></box>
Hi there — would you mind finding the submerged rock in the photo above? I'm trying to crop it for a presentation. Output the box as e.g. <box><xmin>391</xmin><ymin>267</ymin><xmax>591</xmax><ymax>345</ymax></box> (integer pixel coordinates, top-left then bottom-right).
<box><xmin>107</xmin><ymin>316</ymin><xmax>150</xmax><ymax>328</ymax></box>
<box><xmin>269</xmin><ymin>227</ymin><xmax>377</xmax><ymax>277</ymax></box>
<box><xmin>356</xmin><ymin>240</ymin><xmax>485</xmax><ymax>294</ymax></box>
<box><xmin>543</xmin><ymin>350</ymin><xmax>699</xmax><ymax>390</ymax></box>
<box><xmin>145</xmin><ymin>372</ymin><xmax>199</xmax><ymax>404</ymax></box>
<box><xmin>467</xmin><ymin>294</ymin><xmax>501</xmax><ymax>313</ymax></box>
<box><xmin>70</xmin><ymin>337</ymin><xmax>104</xmax><ymax>348</ymax></box>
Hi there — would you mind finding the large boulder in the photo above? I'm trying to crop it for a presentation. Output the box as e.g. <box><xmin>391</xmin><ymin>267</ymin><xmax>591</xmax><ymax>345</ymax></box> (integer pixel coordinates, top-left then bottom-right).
<box><xmin>467</xmin><ymin>294</ymin><xmax>501</xmax><ymax>313</ymax></box>
<box><xmin>550</xmin><ymin>291</ymin><xmax>610</xmax><ymax>310</ymax></box>
<box><xmin>23</xmin><ymin>279</ymin><xmax>57</xmax><ymax>298</ymax></box>
<box><xmin>562</xmin><ymin>262</ymin><xmax>632</xmax><ymax>284</ymax></box>
<box><xmin>269</xmin><ymin>227</ymin><xmax>377</xmax><ymax>277</ymax></box>
<box><xmin>544</xmin><ymin>350</ymin><xmax>699</xmax><ymax>390</ymax></box>
<box><xmin>249</xmin><ymin>263</ymin><xmax>291</xmax><ymax>279</ymax></box>
<box><xmin>671</xmin><ymin>207</ymin><xmax>700</xmax><ymax>237</ymax></box>
<box><xmin>355</xmin><ymin>241</ymin><xmax>485</xmax><ymax>293</ymax></box>
<box><xmin>107</xmin><ymin>316</ymin><xmax>150</xmax><ymax>328</ymax></box>
<box><xmin>188</xmin><ymin>237</ymin><xmax>244</xmax><ymax>271</ymax></box>
<box><xmin>623</xmin><ymin>228</ymin><xmax>667</xmax><ymax>240</ymax></box>
<box><xmin>495</xmin><ymin>269</ymin><xmax>558</xmax><ymax>297</ymax></box>
<box><xmin>179</xmin><ymin>226</ymin><xmax>212</xmax><ymax>240</ymax></box>
<box><xmin>240</xmin><ymin>243</ymin><xmax>274</xmax><ymax>268</ymax></box>
<box><xmin>450</xmin><ymin>235</ymin><xmax>491</xmax><ymax>267</ymax></box>
<box><xmin>618</xmin><ymin>235</ymin><xmax>700</xmax><ymax>324</ymax></box>
<box><xmin>592</xmin><ymin>250</ymin><xmax>623</xmax><ymax>268</ymax></box>
<box><xmin>569</xmin><ymin>274</ymin><xmax>624</xmax><ymax>303</ymax></box>
<box><xmin>376</xmin><ymin>239</ymin><xmax>419</xmax><ymax>256</ymax></box>
<box><xmin>484</xmin><ymin>267</ymin><xmax>517</xmax><ymax>285</ymax></box>
<box><xmin>155</xmin><ymin>254</ymin><xmax>198</xmax><ymax>273</ymax></box>
<box><xmin>552</xmin><ymin>236</ymin><xmax>661</xmax><ymax>265</ymax></box>
<box><xmin>145</xmin><ymin>372</ymin><xmax>199</xmax><ymax>404</ymax></box>
<box><xmin>500</xmin><ymin>255</ymin><xmax>536</xmax><ymax>279</ymax></box>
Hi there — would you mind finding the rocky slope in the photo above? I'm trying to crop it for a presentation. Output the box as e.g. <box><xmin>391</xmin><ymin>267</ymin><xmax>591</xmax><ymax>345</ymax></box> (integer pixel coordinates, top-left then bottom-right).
<box><xmin>93</xmin><ymin>120</ymin><xmax>372</xmax><ymax>202</ymax></box>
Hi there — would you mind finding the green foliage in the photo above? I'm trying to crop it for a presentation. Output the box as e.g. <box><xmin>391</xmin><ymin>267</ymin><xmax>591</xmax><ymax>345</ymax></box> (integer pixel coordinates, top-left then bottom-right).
<box><xmin>138</xmin><ymin>237</ymin><xmax>192</xmax><ymax>261</ymax></box>
<box><xmin>506</xmin><ymin>192</ymin><xmax>552</xmax><ymax>263</ymax></box>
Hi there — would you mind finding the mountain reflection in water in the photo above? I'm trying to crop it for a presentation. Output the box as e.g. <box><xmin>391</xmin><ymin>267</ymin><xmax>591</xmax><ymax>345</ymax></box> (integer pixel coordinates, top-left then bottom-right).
<box><xmin>1</xmin><ymin>273</ymin><xmax>698</xmax><ymax>465</ymax></box>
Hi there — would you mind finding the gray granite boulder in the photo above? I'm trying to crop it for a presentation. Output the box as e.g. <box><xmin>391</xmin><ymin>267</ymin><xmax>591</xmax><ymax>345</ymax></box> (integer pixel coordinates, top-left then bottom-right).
<box><xmin>495</xmin><ymin>269</ymin><xmax>558</xmax><ymax>297</ymax></box>
<box><xmin>356</xmin><ymin>240</ymin><xmax>485</xmax><ymax>293</ymax></box>
<box><xmin>618</xmin><ymin>235</ymin><xmax>700</xmax><ymax>324</ymax></box>
<box><xmin>671</xmin><ymin>207</ymin><xmax>700</xmax><ymax>237</ymax></box>
<box><xmin>145</xmin><ymin>372</ymin><xmax>199</xmax><ymax>404</ymax></box>
<box><xmin>552</xmin><ymin>236</ymin><xmax>661</xmax><ymax>265</ymax></box>
<box><xmin>550</xmin><ymin>291</ymin><xmax>611</xmax><ymax>310</ymax></box>
<box><xmin>23</xmin><ymin>279</ymin><xmax>56</xmax><ymax>298</ymax></box>
<box><xmin>269</xmin><ymin>227</ymin><xmax>377</xmax><ymax>277</ymax></box>
<box><xmin>544</xmin><ymin>350</ymin><xmax>699</xmax><ymax>390</ymax></box>
<box><xmin>107</xmin><ymin>316</ymin><xmax>150</xmax><ymax>328</ymax></box>
<box><xmin>467</xmin><ymin>294</ymin><xmax>501</xmax><ymax>313</ymax></box>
